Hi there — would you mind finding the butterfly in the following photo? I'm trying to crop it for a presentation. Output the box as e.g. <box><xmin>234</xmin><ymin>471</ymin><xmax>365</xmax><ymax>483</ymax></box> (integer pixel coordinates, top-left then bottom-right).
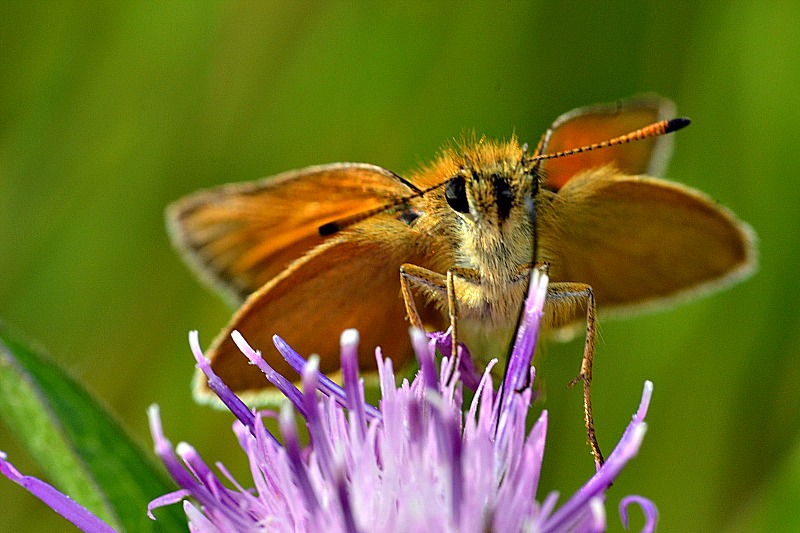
<box><xmin>168</xmin><ymin>94</ymin><xmax>756</xmax><ymax>466</ymax></box>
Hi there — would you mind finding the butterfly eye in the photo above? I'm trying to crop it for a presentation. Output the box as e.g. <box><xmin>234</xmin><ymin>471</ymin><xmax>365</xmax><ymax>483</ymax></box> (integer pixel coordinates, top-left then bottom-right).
<box><xmin>445</xmin><ymin>176</ymin><xmax>470</xmax><ymax>214</ymax></box>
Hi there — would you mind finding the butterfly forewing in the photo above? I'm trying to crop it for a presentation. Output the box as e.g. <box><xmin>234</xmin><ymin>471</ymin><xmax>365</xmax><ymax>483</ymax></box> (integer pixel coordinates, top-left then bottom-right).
<box><xmin>538</xmin><ymin>95</ymin><xmax>676</xmax><ymax>191</ymax></box>
<box><xmin>167</xmin><ymin>163</ymin><xmax>415</xmax><ymax>305</ymax></box>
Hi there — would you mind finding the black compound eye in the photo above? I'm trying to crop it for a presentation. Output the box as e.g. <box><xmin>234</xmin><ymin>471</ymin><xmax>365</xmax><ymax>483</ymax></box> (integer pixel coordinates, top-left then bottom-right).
<box><xmin>445</xmin><ymin>176</ymin><xmax>470</xmax><ymax>214</ymax></box>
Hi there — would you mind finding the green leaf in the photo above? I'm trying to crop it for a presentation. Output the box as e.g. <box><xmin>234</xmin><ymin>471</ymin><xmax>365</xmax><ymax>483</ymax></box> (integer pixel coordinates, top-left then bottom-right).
<box><xmin>0</xmin><ymin>325</ymin><xmax>187</xmax><ymax>532</ymax></box>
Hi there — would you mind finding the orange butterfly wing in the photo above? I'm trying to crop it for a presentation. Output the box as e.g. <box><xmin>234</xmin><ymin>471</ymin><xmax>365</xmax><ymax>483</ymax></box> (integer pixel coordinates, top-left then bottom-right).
<box><xmin>538</xmin><ymin>169</ymin><xmax>757</xmax><ymax>320</ymax></box>
<box><xmin>167</xmin><ymin>163</ymin><xmax>432</xmax><ymax>403</ymax></box>
<box><xmin>537</xmin><ymin>95</ymin><xmax>676</xmax><ymax>191</ymax></box>
<box><xmin>167</xmin><ymin>163</ymin><xmax>416</xmax><ymax>305</ymax></box>
<box><xmin>535</xmin><ymin>95</ymin><xmax>756</xmax><ymax>330</ymax></box>
<box><xmin>195</xmin><ymin>226</ymin><xmax>428</xmax><ymax>403</ymax></box>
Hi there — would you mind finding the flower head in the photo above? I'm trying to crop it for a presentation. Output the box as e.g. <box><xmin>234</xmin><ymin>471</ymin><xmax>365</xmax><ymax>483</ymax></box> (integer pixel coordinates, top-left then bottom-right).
<box><xmin>148</xmin><ymin>269</ymin><xmax>657</xmax><ymax>532</ymax></box>
<box><xmin>0</xmin><ymin>269</ymin><xmax>657</xmax><ymax>532</ymax></box>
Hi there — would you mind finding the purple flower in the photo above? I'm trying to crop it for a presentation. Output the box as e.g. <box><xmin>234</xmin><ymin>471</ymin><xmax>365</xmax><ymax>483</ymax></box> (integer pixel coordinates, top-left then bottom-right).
<box><xmin>0</xmin><ymin>269</ymin><xmax>658</xmax><ymax>532</ymax></box>
<box><xmin>149</xmin><ymin>269</ymin><xmax>657</xmax><ymax>532</ymax></box>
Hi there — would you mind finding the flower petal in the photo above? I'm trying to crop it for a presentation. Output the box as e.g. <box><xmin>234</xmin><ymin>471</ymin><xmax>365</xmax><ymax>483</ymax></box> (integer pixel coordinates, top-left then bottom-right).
<box><xmin>543</xmin><ymin>381</ymin><xmax>652</xmax><ymax>532</ymax></box>
<box><xmin>189</xmin><ymin>331</ymin><xmax>260</xmax><ymax>436</ymax></box>
<box><xmin>0</xmin><ymin>452</ymin><xmax>117</xmax><ymax>533</ymax></box>
<box><xmin>619</xmin><ymin>495</ymin><xmax>658</xmax><ymax>533</ymax></box>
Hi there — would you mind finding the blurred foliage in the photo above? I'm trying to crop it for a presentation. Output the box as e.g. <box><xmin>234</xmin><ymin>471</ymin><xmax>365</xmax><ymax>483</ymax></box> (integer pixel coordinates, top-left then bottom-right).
<box><xmin>1</xmin><ymin>1</ymin><xmax>798</xmax><ymax>531</ymax></box>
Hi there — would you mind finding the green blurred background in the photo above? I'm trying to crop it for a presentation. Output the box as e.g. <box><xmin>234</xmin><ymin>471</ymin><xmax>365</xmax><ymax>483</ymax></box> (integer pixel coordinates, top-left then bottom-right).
<box><xmin>1</xmin><ymin>2</ymin><xmax>798</xmax><ymax>531</ymax></box>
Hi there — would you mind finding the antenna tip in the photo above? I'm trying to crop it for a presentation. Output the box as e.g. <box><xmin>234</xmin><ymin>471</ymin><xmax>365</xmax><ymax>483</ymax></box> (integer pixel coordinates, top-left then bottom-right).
<box><xmin>665</xmin><ymin>117</ymin><xmax>691</xmax><ymax>133</ymax></box>
<box><xmin>318</xmin><ymin>222</ymin><xmax>339</xmax><ymax>236</ymax></box>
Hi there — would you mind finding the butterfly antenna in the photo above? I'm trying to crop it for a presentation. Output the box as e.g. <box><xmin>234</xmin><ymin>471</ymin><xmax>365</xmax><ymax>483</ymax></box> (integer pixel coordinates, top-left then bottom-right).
<box><xmin>531</xmin><ymin>117</ymin><xmax>690</xmax><ymax>162</ymax></box>
<box><xmin>322</xmin><ymin>117</ymin><xmax>690</xmax><ymax>236</ymax></box>
<box><xmin>515</xmin><ymin>142</ymin><xmax>529</xmax><ymax>173</ymax></box>
<box><xmin>463</xmin><ymin>152</ymin><xmax>476</xmax><ymax>174</ymax></box>
<box><xmin>318</xmin><ymin>181</ymin><xmax>448</xmax><ymax>236</ymax></box>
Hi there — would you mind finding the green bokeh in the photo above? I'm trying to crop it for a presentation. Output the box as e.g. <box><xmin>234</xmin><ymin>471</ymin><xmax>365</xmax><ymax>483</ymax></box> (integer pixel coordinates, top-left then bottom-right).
<box><xmin>1</xmin><ymin>2</ymin><xmax>797</xmax><ymax>531</ymax></box>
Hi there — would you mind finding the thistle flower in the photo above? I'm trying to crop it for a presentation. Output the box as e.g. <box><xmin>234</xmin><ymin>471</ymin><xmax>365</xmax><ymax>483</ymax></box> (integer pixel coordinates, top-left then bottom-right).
<box><xmin>149</xmin><ymin>269</ymin><xmax>657</xmax><ymax>532</ymax></box>
<box><xmin>1</xmin><ymin>269</ymin><xmax>657</xmax><ymax>532</ymax></box>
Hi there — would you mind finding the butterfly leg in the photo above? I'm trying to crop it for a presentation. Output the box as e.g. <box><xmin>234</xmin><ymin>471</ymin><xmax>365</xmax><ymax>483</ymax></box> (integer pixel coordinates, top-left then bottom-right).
<box><xmin>547</xmin><ymin>282</ymin><xmax>604</xmax><ymax>469</ymax></box>
<box><xmin>445</xmin><ymin>267</ymin><xmax>484</xmax><ymax>359</ymax></box>
<box><xmin>399</xmin><ymin>264</ymin><xmax>480</xmax><ymax>359</ymax></box>
<box><xmin>446</xmin><ymin>271</ymin><xmax>459</xmax><ymax>359</ymax></box>
<box><xmin>399</xmin><ymin>264</ymin><xmax>444</xmax><ymax>329</ymax></box>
